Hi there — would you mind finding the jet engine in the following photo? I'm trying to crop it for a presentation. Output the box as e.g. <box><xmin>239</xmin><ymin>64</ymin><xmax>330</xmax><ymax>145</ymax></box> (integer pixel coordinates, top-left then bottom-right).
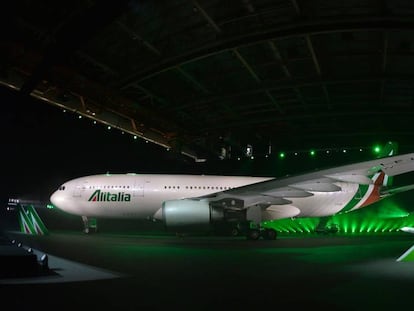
<box><xmin>158</xmin><ymin>199</ymin><xmax>225</xmax><ymax>230</ymax></box>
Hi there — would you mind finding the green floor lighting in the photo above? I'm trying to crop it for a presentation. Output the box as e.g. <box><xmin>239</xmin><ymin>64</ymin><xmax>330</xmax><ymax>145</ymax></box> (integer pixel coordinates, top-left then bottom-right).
<box><xmin>263</xmin><ymin>201</ymin><xmax>414</xmax><ymax>235</ymax></box>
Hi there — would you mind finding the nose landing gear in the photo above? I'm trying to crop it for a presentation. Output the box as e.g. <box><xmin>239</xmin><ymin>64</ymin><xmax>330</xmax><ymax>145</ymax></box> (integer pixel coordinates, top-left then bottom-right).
<box><xmin>82</xmin><ymin>216</ymin><xmax>98</xmax><ymax>234</ymax></box>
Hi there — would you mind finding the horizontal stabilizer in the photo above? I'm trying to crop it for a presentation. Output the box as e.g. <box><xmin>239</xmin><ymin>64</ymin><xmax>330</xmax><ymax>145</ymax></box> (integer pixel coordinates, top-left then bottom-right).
<box><xmin>397</xmin><ymin>245</ymin><xmax>414</xmax><ymax>262</ymax></box>
<box><xmin>382</xmin><ymin>161</ymin><xmax>414</xmax><ymax>176</ymax></box>
<box><xmin>380</xmin><ymin>184</ymin><xmax>414</xmax><ymax>197</ymax></box>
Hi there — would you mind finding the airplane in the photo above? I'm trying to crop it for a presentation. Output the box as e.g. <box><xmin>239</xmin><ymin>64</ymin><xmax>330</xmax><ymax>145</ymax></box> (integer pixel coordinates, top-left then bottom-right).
<box><xmin>50</xmin><ymin>141</ymin><xmax>414</xmax><ymax>240</ymax></box>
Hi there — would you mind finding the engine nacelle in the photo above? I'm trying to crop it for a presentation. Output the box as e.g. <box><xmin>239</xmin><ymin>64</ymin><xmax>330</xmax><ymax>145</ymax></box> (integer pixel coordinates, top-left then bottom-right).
<box><xmin>161</xmin><ymin>199</ymin><xmax>224</xmax><ymax>230</ymax></box>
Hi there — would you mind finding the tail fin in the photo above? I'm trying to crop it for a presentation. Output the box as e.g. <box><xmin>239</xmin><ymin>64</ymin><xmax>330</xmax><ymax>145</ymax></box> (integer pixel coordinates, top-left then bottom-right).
<box><xmin>17</xmin><ymin>204</ymin><xmax>49</xmax><ymax>235</ymax></box>
<box><xmin>378</xmin><ymin>141</ymin><xmax>398</xmax><ymax>158</ymax></box>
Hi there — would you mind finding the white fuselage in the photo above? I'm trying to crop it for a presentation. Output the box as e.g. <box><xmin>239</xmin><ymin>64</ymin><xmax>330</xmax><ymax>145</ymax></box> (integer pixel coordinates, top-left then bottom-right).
<box><xmin>50</xmin><ymin>174</ymin><xmax>272</xmax><ymax>218</ymax></box>
<box><xmin>50</xmin><ymin>173</ymin><xmax>380</xmax><ymax>220</ymax></box>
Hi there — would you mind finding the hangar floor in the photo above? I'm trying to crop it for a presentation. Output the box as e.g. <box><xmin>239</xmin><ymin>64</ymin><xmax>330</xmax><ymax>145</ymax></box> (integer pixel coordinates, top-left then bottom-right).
<box><xmin>2</xmin><ymin>230</ymin><xmax>414</xmax><ymax>310</ymax></box>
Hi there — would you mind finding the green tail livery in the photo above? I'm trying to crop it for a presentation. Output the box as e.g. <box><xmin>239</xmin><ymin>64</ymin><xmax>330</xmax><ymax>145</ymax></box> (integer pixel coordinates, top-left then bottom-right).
<box><xmin>17</xmin><ymin>204</ymin><xmax>49</xmax><ymax>235</ymax></box>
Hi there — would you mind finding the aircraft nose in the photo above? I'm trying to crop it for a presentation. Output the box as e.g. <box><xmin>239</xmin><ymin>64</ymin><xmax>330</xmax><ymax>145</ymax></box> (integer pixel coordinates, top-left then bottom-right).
<box><xmin>50</xmin><ymin>190</ymin><xmax>64</xmax><ymax>208</ymax></box>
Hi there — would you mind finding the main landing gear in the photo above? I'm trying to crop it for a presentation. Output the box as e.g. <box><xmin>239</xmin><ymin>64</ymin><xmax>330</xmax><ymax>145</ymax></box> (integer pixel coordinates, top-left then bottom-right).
<box><xmin>228</xmin><ymin>221</ymin><xmax>277</xmax><ymax>240</ymax></box>
<box><xmin>82</xmin><ymin>216</ymin><xmax>98</xmax><ymax>234</ymax></box>
<box><xmin>246</xmin><ymin>227</ymin><xmax>277</xmax><ymax>240</ymax></box>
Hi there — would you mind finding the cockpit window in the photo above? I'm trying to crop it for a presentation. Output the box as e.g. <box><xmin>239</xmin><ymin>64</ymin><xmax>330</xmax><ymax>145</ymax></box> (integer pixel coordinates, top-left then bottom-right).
<box><xmin>58</xmin><ymin>186</ymin><xmax>66</xmax><ymax>190</ymax></box>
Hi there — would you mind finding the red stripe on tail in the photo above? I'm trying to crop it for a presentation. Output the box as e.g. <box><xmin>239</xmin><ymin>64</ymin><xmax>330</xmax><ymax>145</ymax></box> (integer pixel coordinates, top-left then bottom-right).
<box><xmin>361</xmin><ymin>172</ymin><xmax>385</xmax><ymax>207</ymax></box>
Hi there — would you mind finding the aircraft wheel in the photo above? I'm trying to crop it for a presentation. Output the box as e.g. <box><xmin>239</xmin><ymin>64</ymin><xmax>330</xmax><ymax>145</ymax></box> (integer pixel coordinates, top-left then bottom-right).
<box><xmin>247</xmin><ymin>229</ymin><xmax>260</xmax><ymax>240</ymax></box>
<box><xmin>262</xmin><ymin>228</ymin><xmax>277</xmax><ymax>240</ymax></box>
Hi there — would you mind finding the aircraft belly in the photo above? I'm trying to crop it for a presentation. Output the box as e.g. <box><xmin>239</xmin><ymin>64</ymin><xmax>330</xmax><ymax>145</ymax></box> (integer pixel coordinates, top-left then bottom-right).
<box><xmin>291</xmin><ymin>182</ymin><xmax>359</xmax><ymax>217</ymax></box>
<box><xmin>263</xmin><ymin>205</ymin><xmax>300</xmax><ymax>220</ymax></box>
<box><xmin>83</xmin><ymin>199</ymin><xmax>156</xmax><ymax>218</ymax></box>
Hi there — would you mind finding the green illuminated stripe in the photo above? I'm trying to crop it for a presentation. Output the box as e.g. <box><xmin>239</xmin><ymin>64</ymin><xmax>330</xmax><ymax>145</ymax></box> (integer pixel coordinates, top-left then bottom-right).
<box><xmin>397</xmin><ymin>245</ymin><xmax>414</xmax><ymax>262</ymax></box>
<box><xmin>18</xmin><ymin>208</ymin><xmax>36</xmax><ymax>234</ymax></box>
<box><xmin>27</xmin><ymin>205</ymin><xmax>48</xmax><ymax>235</ymax></box>
<box><xmin>17</xmin><ymin>205</ymin><xmax>48</xmax><ymax>235</ymax></box>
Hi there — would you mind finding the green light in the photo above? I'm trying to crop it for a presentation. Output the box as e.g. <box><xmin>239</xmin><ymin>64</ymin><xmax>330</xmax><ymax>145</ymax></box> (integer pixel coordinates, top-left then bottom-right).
<box><xmin>279</xmin><ymin>152</ymin><xmax>285</xmax><ymax>159</ymax></box>
<box><xmin>46</xmin><ymin>204</ymin><xmax>54</xmax><ymax>209</ymax></box>
<box><xmin>376</xmin><ymin>201</ymin><xmax>409</xmax><ymax>218</ymax></box>
<box><xmin>373</xmin><ymin>145</ymin><xmax>381</xmax><ymax>154</ymax></box>
<box><xmin>351</xmin><ymin>219</ymin><xmax>357</xmax><ymax>233</ymax></box>
<box><xmin>263</xmin><ymin>202</ymin><xmax>414</xmax><ymax>236</ymax></box>
<box><xmin>310</xmin><ymin>150</ymin><xmax>316</xmax><ymax>156</ymax></box>
<box><xmin>360</xmin><ymin>221</ymin><xmax>368</xmax><ymax>232</ymax></box>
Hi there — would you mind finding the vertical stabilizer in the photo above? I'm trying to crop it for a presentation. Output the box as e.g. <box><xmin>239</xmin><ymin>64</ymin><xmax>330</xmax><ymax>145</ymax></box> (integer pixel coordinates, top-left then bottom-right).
<box><xmin>377</xmin><ymin>141</ymin><xmax>398</xmax><ymax>187</ymax></box>
<box><xmin>17</xmin><ymin>204</ymin><xmax>49</xmax><ymax>235</ymax></box>
<box><xmin>378</xmin><ymin>141</ymin><xmax>398</xmax><ymax>158</ymax></box>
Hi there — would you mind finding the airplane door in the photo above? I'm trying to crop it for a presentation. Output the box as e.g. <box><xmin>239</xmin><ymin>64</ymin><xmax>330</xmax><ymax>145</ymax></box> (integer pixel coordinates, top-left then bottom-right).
<box><xmin>73</xmin><ymin>181</ymin><xmax>88</xmax><ymax>197</ymax></box>
<box><xmin>133</xmin><ymin>180</ymin><xmax>144</xmax><ymax>197</ymax></box>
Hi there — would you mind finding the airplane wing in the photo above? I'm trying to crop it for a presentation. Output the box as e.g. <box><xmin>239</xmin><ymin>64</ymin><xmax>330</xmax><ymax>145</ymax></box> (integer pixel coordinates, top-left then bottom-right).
<box><xmin>193</xmin><ymin>152</ymin><xmax>414</xmax><ymax>221</ymax></box>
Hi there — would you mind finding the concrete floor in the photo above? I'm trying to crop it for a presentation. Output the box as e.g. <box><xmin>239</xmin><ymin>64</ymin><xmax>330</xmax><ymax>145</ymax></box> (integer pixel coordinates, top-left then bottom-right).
<box><xmin>2</xmin><ymin>230</ymin><xmax>414</xmax><ymax>310</ymax></box>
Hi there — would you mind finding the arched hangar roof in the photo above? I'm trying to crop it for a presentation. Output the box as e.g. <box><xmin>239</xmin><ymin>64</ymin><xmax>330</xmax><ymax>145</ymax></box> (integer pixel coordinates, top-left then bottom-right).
<box><xmin>2</xmin><ymin>1</ymin><xmax>414</xmax><ymax>160</ymax></box>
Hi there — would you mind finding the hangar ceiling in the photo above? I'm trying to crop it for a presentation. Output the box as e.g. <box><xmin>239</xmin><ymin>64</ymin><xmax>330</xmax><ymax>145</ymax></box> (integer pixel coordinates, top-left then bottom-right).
<box><xmin>2</xmin><ymin>1</ymin><xmax>414</xmax><ymax>161</ymax></box>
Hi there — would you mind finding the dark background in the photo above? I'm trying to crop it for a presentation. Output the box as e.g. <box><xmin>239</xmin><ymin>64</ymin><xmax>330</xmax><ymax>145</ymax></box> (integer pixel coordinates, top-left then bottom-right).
<box><xmin>0</xmin><ymin>85</ymin><xmax>194</xmax><ymax>204</ymax></box>
<box><xmin>3</xmin><ymin>1</ymin><xmax>414</xmax><ymax>213</ymax></box>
